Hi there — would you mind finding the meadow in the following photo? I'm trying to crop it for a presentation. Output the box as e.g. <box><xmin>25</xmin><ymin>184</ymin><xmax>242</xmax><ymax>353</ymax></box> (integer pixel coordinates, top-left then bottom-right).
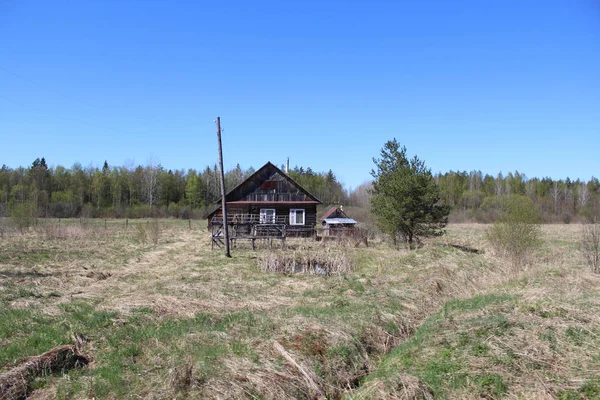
<box><xmin>1</xmin><ymin>219</ymin><xmax>599</xmax><ymax>399</ymax></box>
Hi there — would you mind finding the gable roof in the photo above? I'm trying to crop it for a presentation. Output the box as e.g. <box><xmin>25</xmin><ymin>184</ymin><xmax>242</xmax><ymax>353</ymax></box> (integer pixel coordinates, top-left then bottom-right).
<box><xmin>320</xmin><ymin>206</ymin><xmax>349</xmax><ymax>221</ymax></box>
<box><xmin>217</xmin><ymin>161</ymin><xmax>321</xmax><ymax>204</ymax></box>
<box><xmin>321</xmin><ymin>206</ymin><xmax>340</xmax><ymax>220</ymax></box>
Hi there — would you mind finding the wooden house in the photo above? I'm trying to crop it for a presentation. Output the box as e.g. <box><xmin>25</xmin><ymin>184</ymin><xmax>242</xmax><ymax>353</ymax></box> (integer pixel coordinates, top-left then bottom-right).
<box><xmin>320</xmin><ymin>206</ymin><xmax>358</xmax><ymax>237</ymax></box>
<box><xmin>208</xmin><ymin>162</ymin><xmax>322</xmax><ymax>243</ymax></box>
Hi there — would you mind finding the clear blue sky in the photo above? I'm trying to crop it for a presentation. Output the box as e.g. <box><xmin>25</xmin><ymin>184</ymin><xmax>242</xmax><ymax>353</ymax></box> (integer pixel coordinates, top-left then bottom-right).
<box><xmin>1</xmin><ymin>0</ymin><xmax>598</xmax><ymax>189</ymax></box>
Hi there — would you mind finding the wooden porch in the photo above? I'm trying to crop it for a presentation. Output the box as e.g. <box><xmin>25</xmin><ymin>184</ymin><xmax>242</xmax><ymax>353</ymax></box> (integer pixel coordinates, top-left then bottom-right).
<box><xmin>210</xmin><ymin>213</ymin><xmax>315</xmax><ymax>250</ymax></box>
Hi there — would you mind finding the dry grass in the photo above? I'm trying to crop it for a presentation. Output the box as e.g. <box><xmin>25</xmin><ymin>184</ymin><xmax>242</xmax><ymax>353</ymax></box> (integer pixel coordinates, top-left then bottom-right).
<box><xmin>259</xmin><ymin>250</ymin><xmax>353</xmax><ymax>275</ymax></box>
<box><xmin>1</xmin><ymin>221</ymin><xmax>599</xmax><ymax>399</ymax></box>
<box><xmin>352</xmin><ymin>224</ymin><xmax>600</xmax><ymax>398</ymax></box>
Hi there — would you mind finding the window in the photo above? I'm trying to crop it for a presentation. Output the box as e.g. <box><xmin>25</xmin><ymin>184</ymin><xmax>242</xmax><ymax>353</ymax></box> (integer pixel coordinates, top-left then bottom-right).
<box><xmin>260</xmin><ymin>208</ymin><xmax>276</xmax><ymax>223</ymax></box>
<box><xmin>289</xmin><ymin>208</ymin><xmax>305</xmax><ymax>225</ymax></box>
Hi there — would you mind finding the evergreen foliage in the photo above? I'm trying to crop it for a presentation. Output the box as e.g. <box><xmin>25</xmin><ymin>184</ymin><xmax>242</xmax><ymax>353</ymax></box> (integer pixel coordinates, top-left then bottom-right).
<box><xmin>0</xmin><ymin>158</ymin><xmax>349</xmax><ymax>219</ymax></box>
<box><xmin>0</xmin><ymin>154</ymin><xmax>599</xmax><ymax>222</ymax></box>
<box><xmin>370</xmin><ymin>139</ymin><xmax>450</xmax><ymax>248</ymax></box>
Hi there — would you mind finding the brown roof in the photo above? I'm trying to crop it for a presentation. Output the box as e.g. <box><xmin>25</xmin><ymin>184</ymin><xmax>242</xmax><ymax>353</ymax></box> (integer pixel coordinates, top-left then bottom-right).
<box><xmin>217</xmin><ymin>161</ymin><xmax>322</xmax><ymax>204</ymax></box>
<box><xmin>320</xmin><ymin>206</ymin><xmax>339</xmax><ymax>221</ymax></box>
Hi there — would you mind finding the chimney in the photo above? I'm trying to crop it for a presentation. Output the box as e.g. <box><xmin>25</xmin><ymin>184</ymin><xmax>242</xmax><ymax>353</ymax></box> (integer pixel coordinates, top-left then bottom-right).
<box><xmin>286</xmin><ymin>157</ymin><xmax>289</xmax><ymax>174</ymax></box>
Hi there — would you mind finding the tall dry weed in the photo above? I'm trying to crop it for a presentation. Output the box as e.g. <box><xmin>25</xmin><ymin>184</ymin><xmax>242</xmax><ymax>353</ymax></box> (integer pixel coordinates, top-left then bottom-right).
<box><xmin>581</xmin><ymin>222</ymin><xmax>600</xmax><ymax>273</ymax></box>
<box><xmin>135</xmin><ymin>220</ymin><xmax>162</xmax><ymax>245</ymax></box>
<box><xmin>148</xmin><ymin>220</ymin><xmax>161</xmax><ymax>245</ymax></box>
<box><xmin>259</xmin><ymin>250</ymin><xmax>353</xmax><ymax>275</ymax></box>
<box><xmin>39</xmin><ymin>222</ymin><xmax>113</xmax><ymax>240</ymax></box>
<box><xmin>135</xmin><ymin>223</ymin><xmax>148</xmax><ymax>244</ymax></box>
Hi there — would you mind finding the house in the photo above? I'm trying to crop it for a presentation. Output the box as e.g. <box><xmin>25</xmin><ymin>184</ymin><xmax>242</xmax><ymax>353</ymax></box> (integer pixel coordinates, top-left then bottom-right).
<box><xmin>320</xmin><ymin>206</ymin><xmax>358</xmax><ymax>237</ymax></box>
<box><xmin>207</xmin><ymin>161</ymin><xmax>322</xmax><ymax>240</ymax></box>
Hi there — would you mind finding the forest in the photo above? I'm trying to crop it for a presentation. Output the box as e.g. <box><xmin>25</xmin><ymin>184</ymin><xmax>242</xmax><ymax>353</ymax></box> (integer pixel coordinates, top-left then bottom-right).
<box><xmin>0</xmin><ymin>157</ymin><xmax>598</xmax><ymax>223</ymax></box>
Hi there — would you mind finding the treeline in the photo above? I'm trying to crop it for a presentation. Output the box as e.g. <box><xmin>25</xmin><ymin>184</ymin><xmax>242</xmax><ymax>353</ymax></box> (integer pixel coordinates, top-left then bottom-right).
<box><xmin>0</xmin><ymin>158</ymin><xmax>349</xmax><ymax>219</ymax></box>
<box><xmin>435</xmin><ymin>170</ymin><xmax>600</xmax><ymax>223</ymax></box>
<box><xmin>288</xmin><ymin>166</ymin><xmax>347</xmax><ymax>206</ymax></box>
<box><xmin>1</xmin><ymin>158</ymin><xmax>598</xmax><ymax>223</ymax></box>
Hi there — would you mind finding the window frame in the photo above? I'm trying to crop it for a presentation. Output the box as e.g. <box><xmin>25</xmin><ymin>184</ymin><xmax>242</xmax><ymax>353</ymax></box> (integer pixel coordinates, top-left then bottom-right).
<box><xmin>289</xmin><ymin>208</ymin><xmax>305</xmax><ymax>225</ymax></box>
<box><xmin>259</xmin><ymin>208</ymin><xmax>276</xmax><ymax>224</ymax></box>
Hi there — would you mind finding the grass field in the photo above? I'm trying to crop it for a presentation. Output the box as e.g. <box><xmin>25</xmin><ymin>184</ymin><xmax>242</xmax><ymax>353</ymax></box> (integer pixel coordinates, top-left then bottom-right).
<box><xmin>1</xmin><ymin>219</ymin><xmax>599</xmax><ymax>399</ymax></box>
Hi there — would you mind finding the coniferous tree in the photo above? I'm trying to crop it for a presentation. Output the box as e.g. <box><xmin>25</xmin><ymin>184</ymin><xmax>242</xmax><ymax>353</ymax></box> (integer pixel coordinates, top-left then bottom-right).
<box><xmin>370</xmin><ymin>139</ymin><xmax>450</xmax><ymax>249</ymax></box>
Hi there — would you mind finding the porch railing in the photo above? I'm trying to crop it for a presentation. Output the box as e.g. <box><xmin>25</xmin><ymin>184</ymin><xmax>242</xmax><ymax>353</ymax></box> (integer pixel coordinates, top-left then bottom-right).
<box><xmin>243</xmin><ymin>193</ymin><xmax>308</xmax><ymax>202</ymax></box>
<box><xmin>210</xmin><ymin>213</ymin><xmax>289</xmax><ymax>225</ymax></box>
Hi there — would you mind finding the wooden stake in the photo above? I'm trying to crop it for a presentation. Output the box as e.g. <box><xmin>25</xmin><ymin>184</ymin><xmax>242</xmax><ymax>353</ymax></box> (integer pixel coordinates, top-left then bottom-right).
<box><xmin>216</xmin><ymin>117</ymin><xmax>231</xmax><ymax>258</ymax></box>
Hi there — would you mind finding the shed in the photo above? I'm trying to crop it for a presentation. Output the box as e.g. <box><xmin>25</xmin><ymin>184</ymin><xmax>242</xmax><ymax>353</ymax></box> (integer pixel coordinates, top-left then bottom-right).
<box><xmin>320</xmin><ymin>206</ymin><xmax>357</xmax><ymax>237</ymax></box>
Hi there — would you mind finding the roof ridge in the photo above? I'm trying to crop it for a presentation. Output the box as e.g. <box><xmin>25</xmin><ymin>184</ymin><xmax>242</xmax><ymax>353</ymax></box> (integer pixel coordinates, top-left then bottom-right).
<box><xmin>216</xmin><ymin>161</ymin><xmax>322</xmax><ymax>204</ymax></box>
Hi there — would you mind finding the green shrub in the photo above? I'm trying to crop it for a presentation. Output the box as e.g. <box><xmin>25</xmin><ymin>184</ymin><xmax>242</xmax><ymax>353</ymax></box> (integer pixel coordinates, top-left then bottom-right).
<box><xmin>10</xmin><ymin>202</ymin><xmax>37</xmax><ymax>233</ymax></box>
<box><xmin>485</xmin><ymin>195</ymin><xmax>542</xmax><ymax>268</ymax></box>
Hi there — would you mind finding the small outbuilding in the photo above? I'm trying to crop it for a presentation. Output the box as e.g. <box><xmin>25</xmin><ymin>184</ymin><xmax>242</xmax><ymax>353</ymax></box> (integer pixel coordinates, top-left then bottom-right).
<box><xmin>320</xmin><ymin>206</ymin><xmax>358</xmax><ymax>237</ymax></box>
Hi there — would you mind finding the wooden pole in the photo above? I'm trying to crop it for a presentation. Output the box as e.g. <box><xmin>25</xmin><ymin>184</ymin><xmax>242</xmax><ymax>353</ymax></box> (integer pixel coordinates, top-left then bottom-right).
<box><xmin>216</xmin><ymin>117</ymin><xmax>231</xmax><ymax>258</ymax></box>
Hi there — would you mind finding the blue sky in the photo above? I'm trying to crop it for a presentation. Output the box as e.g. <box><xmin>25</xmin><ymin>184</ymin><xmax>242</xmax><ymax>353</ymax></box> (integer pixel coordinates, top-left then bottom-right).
<box><xmin>0</xmin><ymin>0</ymin><xmax>598</xmax><ymax>189</ymax></box>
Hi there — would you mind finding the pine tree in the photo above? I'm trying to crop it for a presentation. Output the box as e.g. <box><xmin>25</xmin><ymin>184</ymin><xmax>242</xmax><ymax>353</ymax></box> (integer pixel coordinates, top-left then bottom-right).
<box><xmin>370</xmin><ymin>139</ymin><xmax>450</xmax><ymax>249</ymax></box>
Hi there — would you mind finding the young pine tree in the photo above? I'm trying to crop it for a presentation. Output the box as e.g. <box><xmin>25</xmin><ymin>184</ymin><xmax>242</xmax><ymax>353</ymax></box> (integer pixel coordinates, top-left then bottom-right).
<box><xmin>370</xmin><ymin>139</ymin><xmax>450</xmax><ymax>249</ymax></box>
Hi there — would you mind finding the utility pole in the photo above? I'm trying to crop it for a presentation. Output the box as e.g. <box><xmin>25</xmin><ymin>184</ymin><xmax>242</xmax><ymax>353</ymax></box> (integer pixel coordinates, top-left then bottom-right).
<box><xmin>216</xmin><ymin>117</ymin><xmax>231</xmax><ymax>257</ymax></box>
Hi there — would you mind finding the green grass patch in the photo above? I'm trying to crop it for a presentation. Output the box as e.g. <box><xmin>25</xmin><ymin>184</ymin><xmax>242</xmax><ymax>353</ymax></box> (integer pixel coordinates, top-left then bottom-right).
<box><xmin>367</xmin><ymin>293</ymin><xmax>516</xmax><ymax>398</ymax></box>
<box><xmin>558</xmin><ymin>378</ymin><xmax>600</xmax><ymax>399</ymax></box>
<box><xmin>0</xmin><ymin>301</ymin><xmax>276</xmax><ymax>397</ymax></box>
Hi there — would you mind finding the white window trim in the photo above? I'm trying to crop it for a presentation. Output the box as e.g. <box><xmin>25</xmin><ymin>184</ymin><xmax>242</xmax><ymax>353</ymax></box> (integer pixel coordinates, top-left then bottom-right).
<box><xmin>289</xmin><ymin>208</ymin><xmax>305</xmax><ymax>225</ymax></box>
<box><xmin>259</xmin><ymin>208</ymin><xmax>276</xmax><ymax>224</ymax></box>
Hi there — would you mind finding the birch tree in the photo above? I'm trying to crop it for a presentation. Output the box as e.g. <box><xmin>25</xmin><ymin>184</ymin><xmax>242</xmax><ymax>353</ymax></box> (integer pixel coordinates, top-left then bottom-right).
<box><xmin>143</xmin><ymin>157</ymin><xmax>162</xmax><ymax>210</ymax></box>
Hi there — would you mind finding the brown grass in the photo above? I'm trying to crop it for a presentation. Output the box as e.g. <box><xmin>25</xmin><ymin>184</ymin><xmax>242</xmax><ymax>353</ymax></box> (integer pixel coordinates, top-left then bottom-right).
<box><xmin>258</xmin><ymin>250</ymin><xmax>353</xmax><ymax>275</ymax></box>
<box><xmin>1</xmin><ymin>221</ymin><xmax>599</xmax><ymax>399</ymax></box>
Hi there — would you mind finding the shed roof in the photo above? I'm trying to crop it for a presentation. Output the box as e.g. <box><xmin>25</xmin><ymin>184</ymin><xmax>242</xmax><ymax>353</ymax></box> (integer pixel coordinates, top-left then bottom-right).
<box><xmin>323</xmin><ymin>218</ymin><xmax>357</xmax><ymax>225</ymax></box>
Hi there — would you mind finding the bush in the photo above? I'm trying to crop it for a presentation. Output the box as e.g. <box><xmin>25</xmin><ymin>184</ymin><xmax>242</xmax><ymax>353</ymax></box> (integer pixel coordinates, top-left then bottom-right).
<box><xmin>135</xmin><ymin>223</ymin><xmax>148</xmax><ymax>244</ymax></box>
<box><xmin>148</xmin><ymin>220</ymin><xmax>161</xmax><ymax>245</ymax></box>
<box><xmin>485</xmin><ymin>195</ymin><xmax>542</xmax><ymax>268</ymax></box>
<box><xmin>135</xmin><ymin>220</ymin><xmax>162</xmax><ymax>245</ymax></box>
<box><xmin>581</xmin><ymin>222</ymin><xmax>600</xmax><ymax>274</ymax></box>
<box><xmin>10</xmin><ymin>202</ymin><xmax>37</xmax><ymax>233</ymax></box>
